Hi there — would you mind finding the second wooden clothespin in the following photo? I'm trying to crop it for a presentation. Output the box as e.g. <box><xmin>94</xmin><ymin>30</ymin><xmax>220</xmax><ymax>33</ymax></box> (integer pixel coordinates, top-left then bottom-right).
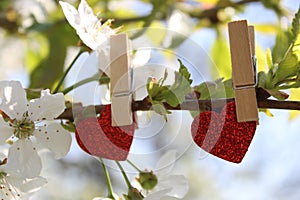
<box><xmin>110</xmin><ymin>34</ymin><xmax>133</xmax><ymax>126</ymax></box>
<box><xmin>228</xmin><ymin>20</ymin><xmax>258</xmax><ymax>122</ymax></box>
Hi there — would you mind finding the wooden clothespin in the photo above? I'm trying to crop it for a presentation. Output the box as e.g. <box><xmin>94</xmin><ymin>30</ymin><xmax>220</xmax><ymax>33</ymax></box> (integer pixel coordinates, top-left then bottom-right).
<box><xmin>228</xmin><ymin>20</ymin><xmax>259</xmax><ymax>122</ymax></box>
<box><xmin>110</xmin><ymin>34</ymin><xmax>133</xmax><ymax>126</ymax></box>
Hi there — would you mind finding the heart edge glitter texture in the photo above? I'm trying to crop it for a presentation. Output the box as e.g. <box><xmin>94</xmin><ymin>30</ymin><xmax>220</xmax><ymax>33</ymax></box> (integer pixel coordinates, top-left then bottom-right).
<box><xmin>75</xmin><ymin>104</ymin><xmax>135</xmax><ymax>161</ymax></box>
<box><xmin>191</xmin><ymin>101</ymin><xmax>257</xmax><ymax>163</ymax></box>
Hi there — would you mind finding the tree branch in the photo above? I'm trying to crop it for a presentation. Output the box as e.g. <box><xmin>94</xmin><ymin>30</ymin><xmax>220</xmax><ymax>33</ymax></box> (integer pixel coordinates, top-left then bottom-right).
<box><xmin>57</xmin><ymin>98</ymin><xmax>300</xmax><ymax>121</ymax></box>
<box><xmin>188</xmin><ymin>0</ymin><xmax>260</xmax><ymax>23</ymax></box>
<box><xmin>112</xmin><ymin>0</ymin><xmax>261</xmax><ymax>26</ymax></box>
<box><xmin>257</xmin><ymin>99</ymin><xmax>300</xmax><ymax>110</ymax></box>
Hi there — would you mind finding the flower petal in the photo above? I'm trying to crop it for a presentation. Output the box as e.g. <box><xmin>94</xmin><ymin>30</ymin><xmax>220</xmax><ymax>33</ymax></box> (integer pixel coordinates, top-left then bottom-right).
<box><xmin>76</xmin><ymin>30</ymin><xmax>99</xmax><ymax>50</ymax></box>
<box><xmin>5</xmin><ymin>175</ymin><xmax>24</xmax><ymax>190</ymax></box>
<box><xmin>132</xmin><ymin>49</ymin><xmax>151</xmax><ymax>68</ymax></box>
<box><xmin>95</xmin><ymin>34</ymin><xmax>110</xmax><ymax>51</ymax></box>
<box><xmin>34</xmin><ymin>123</ymin><xmax>71</xmax><ymax>159</ymax></box>
<box><xmin>0</xmin><ymin>81</ymin><xmax>27</xmax><ymax>120</ymax></box>
<box><xmin>73</xmin><ymin>0</ymin><xmax>102</xmax><ymax>50</ymax></box>
<box><xmin>60</xmin><ymin>0</ymin><xmax>116</xmax><ymax>51</ymax></box>
<box><xmin>144</xmin><ymin>188</ymin><xmax>172</xmax><ymax>200</ymax></box>
<box><xmin>158</xmin><ymin>175</ymin><xmax>189</xmax><ymax>198</ymax></box>
<box><xmin>20</xmin><ymin>176</ymin><xmax>47</xmax><ymax>193</ymax></box>
<box><xmin>0</xmin><ymin>116</ymin><xmax>14</xmax><ymax>144</ymax></box>
<box><xmin>78</xmin><ymin>0</ymin><xmax>98</xmax><ymax>26</ymax></box>
<box><xmin>59</xmin><ymin>1</ymin><xmax>81</xmax><ymax>30</ymax></box>
<box><xmin>155</xmin><ymin>150</ymin><xmax>178</xmax><ymax>176</ymax></box>
<box><xmin>97</xmin><ymin>49</ymin><xmax>110</xmax><ymax>75</ymax></box>
<box><xmin>93</xmin><ymin>193</ymin><xmax>120</xmax><ymax>200</ymax></box>
<box><xmin>28</xmin><ymin>90</ymin><xmax>65</xmax><ymax>121</ymax></box>
<box><xmin>7</xmin><ymin>139</ymin><xmax>42</xmax><ymax>178</ymax></box>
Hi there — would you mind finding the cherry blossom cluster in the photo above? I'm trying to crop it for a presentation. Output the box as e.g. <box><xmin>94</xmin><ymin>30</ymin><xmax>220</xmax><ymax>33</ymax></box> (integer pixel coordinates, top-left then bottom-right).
<box><xmin>0</xmin><ymin>81</ymin><xmax>71</xmax><ymax>199</ymax></box>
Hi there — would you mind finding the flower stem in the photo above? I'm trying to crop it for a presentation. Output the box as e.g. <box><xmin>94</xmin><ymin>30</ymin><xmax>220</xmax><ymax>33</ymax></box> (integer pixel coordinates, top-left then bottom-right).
<box><xmin>62</xmin><ymin>73</ymin><xmax>109</xmax><ymax>95</ymax></box>
<box><xmin>127</xmin><ymin>160</ymin><xmax>142</xmax><ymax>173</ymax></box>
<box><xmin>115</xmin><ymin>161</ymin><xmax>132</xmax><ymax>189</ymax></box>
<box><xmin>99</xmin><ymin>158</ymin><xmax>115</xmax><ymax>199</ymax></box>
<box><xmin>53</xmin><ymin>49</ymin><xmax>84</xmax><ymax>93</ymax></box>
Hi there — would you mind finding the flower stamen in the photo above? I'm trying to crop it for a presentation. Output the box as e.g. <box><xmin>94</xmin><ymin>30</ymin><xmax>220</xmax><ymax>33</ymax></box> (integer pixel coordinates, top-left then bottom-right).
<box><xmin>11</xmin><ymin>117</ymin><xmax>35</xmax><ymax>139</ymax></box>
<box><xmin>0</xmin><ymin>171</ymin><xmax>21</xmax><ymax>200</ymax></box>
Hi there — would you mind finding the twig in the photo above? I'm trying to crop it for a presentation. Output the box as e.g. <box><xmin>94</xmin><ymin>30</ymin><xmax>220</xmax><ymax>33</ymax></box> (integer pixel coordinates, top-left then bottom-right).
<box><xmin>257</xmin><ymin>99</ymin><xmax>300</xmax><ymax>110</ymax></box>
<box><xmin>111</xmin><ymin>0</ymin><xmax>261</xmax><ymax>26</ymax></box>
<box><xmin>57</xmin><ymin>98</ymin><xmax>300</xmax><ymax>121</ymax></box>
<box><xmin>189</xmin><ymin>0</ymin><xmax>260</xmax><ymax>22</ymax></box>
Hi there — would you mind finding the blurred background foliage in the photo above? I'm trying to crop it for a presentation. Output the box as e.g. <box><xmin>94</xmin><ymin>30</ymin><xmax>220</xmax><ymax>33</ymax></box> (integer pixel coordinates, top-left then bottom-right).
<box><xmin>0</xmin><ymin>0</ymin><xmax>289</xmax><ymax>89</ymax></box>
<box><xmin>0</xmin><ymin>0</ymin><xmax>300</xmax><ymax>199</ymax></box>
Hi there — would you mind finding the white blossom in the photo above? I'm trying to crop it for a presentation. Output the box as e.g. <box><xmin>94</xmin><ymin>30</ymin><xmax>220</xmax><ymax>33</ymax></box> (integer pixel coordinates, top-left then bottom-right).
<box><xmin>92</xmin><ymin>193</ymin><xmax>121</xmax><ymax>200</ymax></box>
<box><xmin>0</xmin><ymin>170</ymin><xmax>47</xmax><ymax>200</ymax></box>
<box><xmin>0</xmin><ymin>81</ymin><xmax>72</xmax><ymax>178</ymax></box>
<box><xmin>59</xmin><ymin>0</ymin><xmax>121</xmax><ymax>76</ymax></box>
<box><xmin>0</xmin><ymin>154</ymin><xmax>47</xmax><ymax>199</ymax></box>
<box><xmin>131</xmin><ymin>49</ymin><xmax>151</xmax><ymax>68</ymax></box>
<box><xmin>134</xmin><ymin>150</ymin><xmax>189</xmax><ymax>200</ymax></box>
<box><xmin>59</xmin><ymin>0</ymin><xmax>119</xmax><ymax>52</ymax></box>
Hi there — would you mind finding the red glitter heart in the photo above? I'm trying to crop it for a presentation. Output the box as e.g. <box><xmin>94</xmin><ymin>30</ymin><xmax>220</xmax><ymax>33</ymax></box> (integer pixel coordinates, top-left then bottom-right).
<box><xmin>191</xmin><ymin>101</ymin><xmax>257</xmax><ymax>163</ymax></box>
<box><xmin>75</xmin><ymin>104</ymin><xmax>134</xmax><ymax>161</ymax></box>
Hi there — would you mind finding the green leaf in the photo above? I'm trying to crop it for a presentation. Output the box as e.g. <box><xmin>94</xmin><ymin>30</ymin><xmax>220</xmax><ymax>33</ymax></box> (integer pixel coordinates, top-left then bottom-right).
<box><xmin>167</xmin><ymin>60</ymin><xmax>193</xmax><ymax>105</ymax></box>
<box><xmin>265</xmin><ymin>69</ymin><xmax>275</xmax><ymax>89</ymax></box>
<box><xmin>191</xmin><ymin>78</ymin><xmax>233</xmax><ymax>118</ymax></box>
<box><xmin>292</xmin><ymin>7</ymin><xmax>300</xmax><ymax>39</ymax></box>
<box><xmin>290</xmin><ymin>70</ymin><xmax>300</xmax><ymax>88</ymax></box>
<box><xmin>258</xmin><ymin>71</ymin><xmax>268</xmax><ymax>88</ymax></box>
<box><xmin>210</xmin><ymin>35</ymin><xmax>231</xmax><ymax>79</ymax></box>
<box><xmin>195</xmin><ymin>78</ymin><xmax>234</xmax><ymax>100</ymax></box>
<box><xmin>273</xmin><ymin>51</ymin><xmax>298</xmax><ymax>83</ymax></box>
<box><xmin>158</xmin><ymin>69</ymin><xmax>168</xmax><ymax>86</ymax></box>
<box><xmin>162</xmin><ymin>90</ymin><xmax>179</xmax><ymax>107</ymax></box>
<box><xmin>214</xmin><ymin>79</ymin><xmax>234</xmax><ymax>98</ymax></box>
<box><xmin>146</xmin><ymin>59</ymin><xmax>192</xmax><ymax>118</ymax></box>
<box><xmin>195</xmin><ymin>81</ymin><xmax>217</xmax><ymax>100</ymax></box>
<box><xmin>270</xmin><ymin>8</ymin><xmax>300</xmax><ymax>87</ymax></box>
<box><xmin>152</xmin><ymin>102</ymin><xmax>169</xmax><ymax>121</ymax></box>
<box><xmin>177</xmin><ymin>59</ymin><xmax>193</xmax><ymax>85</ymax></box>
<box><xmin>265</xmin><ymin>89</ymin><xmax>289</xmax><ymax>100</ymax></box>
<box><xmin>147</xmin><ymin>79</ymin><xmax>164</xmax><ymax>101</ymax></box>
<box><xmin>272</xmin><ymin>30</ymin><xmax>292</xmax><ymax>64</ymax></box>
<box><xmin>266</xmin><ymin>48</ymin><xmax>273</xmax><ymax>70</ymax></box>
<box><xmin>29</xmin><ymin>22</ymin><xmax>78</xmax><ymax>89</ymax></box>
